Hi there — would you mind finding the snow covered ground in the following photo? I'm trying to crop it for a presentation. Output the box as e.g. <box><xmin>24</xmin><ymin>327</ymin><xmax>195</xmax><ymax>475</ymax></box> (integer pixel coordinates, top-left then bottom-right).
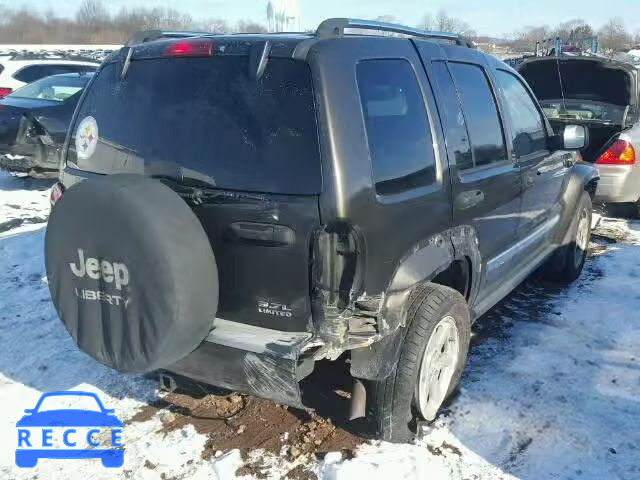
<box><xmin>1</xmin><ymin>170</ymin><xmax>639</xmax><ymax>479</ymax></box>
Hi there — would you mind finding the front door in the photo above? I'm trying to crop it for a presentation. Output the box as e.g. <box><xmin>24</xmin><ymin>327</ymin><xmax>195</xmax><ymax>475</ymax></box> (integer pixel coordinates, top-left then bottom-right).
<box><xmin>494</xmin><ymin>68</ymin><xmax>569</xmax><ymax>252</ymax></box>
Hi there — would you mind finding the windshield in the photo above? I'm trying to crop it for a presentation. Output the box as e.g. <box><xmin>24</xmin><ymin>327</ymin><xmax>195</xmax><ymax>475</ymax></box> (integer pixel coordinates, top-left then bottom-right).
<box><xmin>8</xmin><ymin>74</ymin><xmax>91</xmax><ymax>102</ymax></box>
<box><xmin>36</xmin><ymin>394</ymin><xmax>102</xmax><ymax>412</ymax></box>
<box><xmin>540</xmin><ymin>100</ymin><xmax>628</xmax><ymax>124</ymax></box>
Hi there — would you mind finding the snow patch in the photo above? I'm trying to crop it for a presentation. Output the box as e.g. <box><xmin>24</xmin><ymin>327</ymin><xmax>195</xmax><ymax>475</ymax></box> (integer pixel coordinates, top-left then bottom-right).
<box><xmin>1</xmin><ymin>172</ymin><xmax>639</xmax><ymax>479</ymax></box>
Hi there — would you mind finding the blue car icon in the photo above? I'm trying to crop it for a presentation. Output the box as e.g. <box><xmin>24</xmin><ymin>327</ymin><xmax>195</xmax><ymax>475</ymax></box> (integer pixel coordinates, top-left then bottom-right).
<box><xmin>16</xmin><ymin>391</ymin><xmax>123</xmax><ymax>468</ymax></box>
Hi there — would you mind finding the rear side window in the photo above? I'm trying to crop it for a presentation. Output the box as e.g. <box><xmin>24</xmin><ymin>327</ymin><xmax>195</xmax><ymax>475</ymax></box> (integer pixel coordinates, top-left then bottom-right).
<box><xmin>495</xmin><ymin>70</ymin><xmax>547</xmax><ymax>157</ymax></box>
<box><xmin>68</xmin><ymin>57</ymin><xmax>321</xmax><ymax>195</ymax></box>
<box><xmin>430</xmin><ymin>61</ymin><xmax>473</xmax><ymax>170</ymax></box>
<box><xmin>13</xmin><ymin>64</ymin><xmax>96</xmax><ymax>83</ymax></box>
<box><xmin>357</xmin><ymin>59</ymin><xmax>436</xmax><ymax>195</ymax></box>
<box><xmin>448</xmin><ymin>62</ymin><xmax>508</xmax><ymax>168</ymax></box>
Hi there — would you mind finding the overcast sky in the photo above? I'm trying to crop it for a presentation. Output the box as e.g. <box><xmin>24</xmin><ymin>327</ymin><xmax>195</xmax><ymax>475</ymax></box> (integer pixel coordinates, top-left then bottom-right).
<box><xmin>14</xmin><ymin>0</ymin><xmax>640</xmax><ymax>37</ymax></box>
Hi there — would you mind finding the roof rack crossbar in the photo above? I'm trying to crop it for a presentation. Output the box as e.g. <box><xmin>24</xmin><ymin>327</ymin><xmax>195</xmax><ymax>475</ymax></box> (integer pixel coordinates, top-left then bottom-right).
<box><xmin>316</xmin><ymin>18</ymin><xmax>475</xmax><ymax>48</ymax></box>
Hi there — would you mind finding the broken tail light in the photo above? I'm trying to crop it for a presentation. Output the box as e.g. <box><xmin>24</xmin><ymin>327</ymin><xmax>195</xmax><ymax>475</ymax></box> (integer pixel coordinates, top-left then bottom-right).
<box><xmin>50</xmin><ymin>182</ymin><xmax>64</xmax><ymax>207</ymax></box>
<box><xmin>595</xmin><ymin>140</ymin><xmax>636</xmax><ymax>165</ymax></box>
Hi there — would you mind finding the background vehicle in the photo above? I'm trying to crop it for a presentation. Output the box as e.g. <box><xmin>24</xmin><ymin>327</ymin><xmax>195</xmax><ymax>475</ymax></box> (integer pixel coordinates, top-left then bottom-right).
<box><xmin>0</xmin><ymin>55</ymin><xmax>98</xmax><ymax>97</ymax></box>
<box><xmin>519</xmin><ymin>56</ymin><xmax>640</xmax><ymax>214</ymax></box>
<box><xmin>45</xmin><ymin>19</ymin><xmax>597</xmax><ymax>443</ymax></box>
<box><xmin>0</xmin><ymin>72</ymin><xmax>93</xmax><ymax>177</ymax></box>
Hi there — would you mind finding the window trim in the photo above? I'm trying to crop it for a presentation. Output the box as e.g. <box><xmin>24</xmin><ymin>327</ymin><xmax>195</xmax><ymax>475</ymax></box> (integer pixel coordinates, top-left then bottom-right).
<box><xmin>446</xmin><ymin>60</ymin><xmax>511</xmax><ymax>173</ymax></box>
<box><xmin>429</xmin><ymin>59</ymin><xmax>474</xmax><ymax>172</ymax></box>
<box><xmin>355</xmin><ymin>57</ymin><xmax>442</xmax><ymax>199</ymax></box>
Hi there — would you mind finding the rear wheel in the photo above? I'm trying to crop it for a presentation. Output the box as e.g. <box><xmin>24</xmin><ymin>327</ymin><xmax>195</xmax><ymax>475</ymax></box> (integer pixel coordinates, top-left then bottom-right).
<box><xmin>367</xmin><ymin>284</ymin><xmax>471</xmax><ymax>443</ymax></box>
<box><xmin>633</xmin><ymin>199</ymin><xmax>640</xmax><ymax>219</ymax></box>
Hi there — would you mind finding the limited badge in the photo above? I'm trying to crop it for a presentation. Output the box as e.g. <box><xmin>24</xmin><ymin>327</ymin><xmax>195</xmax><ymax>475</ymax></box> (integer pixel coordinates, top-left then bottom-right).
<box><xmin>75</xmin><ymin>116</ymin><xmax>99</xmax><ymax>160</ymax></box>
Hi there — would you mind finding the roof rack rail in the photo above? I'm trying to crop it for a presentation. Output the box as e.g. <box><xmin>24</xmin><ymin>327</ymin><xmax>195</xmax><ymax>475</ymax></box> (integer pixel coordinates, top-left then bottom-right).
<box><xmin>125</xmin><ymin>30</ymin><xmax>215</xmax><ymax>46</ymax></box>
<box><xmin>316</xmin><ymin>18</ymin><xmax>475</xmax><ymax>48</ymax></box>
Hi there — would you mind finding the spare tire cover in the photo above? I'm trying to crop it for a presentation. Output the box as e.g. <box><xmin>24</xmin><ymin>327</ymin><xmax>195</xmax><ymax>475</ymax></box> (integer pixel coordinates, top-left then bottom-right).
<box><xmin>45</xmin><ymin>175</ymin><xmax>219</xmax><ymax>373</ymax></box>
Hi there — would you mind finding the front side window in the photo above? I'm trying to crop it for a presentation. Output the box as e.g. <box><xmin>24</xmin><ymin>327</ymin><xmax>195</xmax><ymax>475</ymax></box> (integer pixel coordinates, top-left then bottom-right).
<box><xmin>448</xmin><ymin>62</ymin><xmax>508</xmax><ymax>168</ymax></box>
<box><xmin>496</xmin><ymin>70</ymin><xmax>547</xmax><ymax>157</ymax></box>
<box><xmin>8</xmin><ymin>74</ymin><xmax>90</xmax><ymax>102</ymax></box>
<box><xmin>357</xmin><ymin>59</ymin><xmax>436</xmax><ymax>195</ymax></box>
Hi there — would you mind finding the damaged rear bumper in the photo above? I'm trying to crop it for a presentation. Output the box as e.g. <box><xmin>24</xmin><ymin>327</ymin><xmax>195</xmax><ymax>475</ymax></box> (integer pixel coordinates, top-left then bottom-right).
<box><xmin>0</xmin><ymin>143</ymin><xmax>59</xmax><ymax>176</ymax></box>
<box><xmin>166</xmin><ymin>319</ymin><xmax>316</xmax><ymax>408</ymax></box>
<box><xmin>595</xmin><ymin>164</ymin><xmax>640</xmax><ymax>203</ymax></box>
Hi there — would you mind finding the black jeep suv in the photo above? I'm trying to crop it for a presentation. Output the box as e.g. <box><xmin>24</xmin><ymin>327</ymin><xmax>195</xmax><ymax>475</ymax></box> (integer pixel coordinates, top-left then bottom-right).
<box><xmin>45</xmin><ymin>18</ymin><xmax>598</xmax><ymax>442</ymax></box>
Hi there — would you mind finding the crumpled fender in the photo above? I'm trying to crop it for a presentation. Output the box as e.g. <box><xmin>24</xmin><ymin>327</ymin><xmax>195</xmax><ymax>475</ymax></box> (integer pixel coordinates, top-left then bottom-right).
<box><xmin>350</xmin><ymin>225</ymin><xmax>481</xmax><ymax>380</ymax></box>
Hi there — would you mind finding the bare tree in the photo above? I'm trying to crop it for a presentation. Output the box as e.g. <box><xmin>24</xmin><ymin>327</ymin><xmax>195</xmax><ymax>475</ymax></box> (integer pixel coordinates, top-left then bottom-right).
<box><xmin>569</xmin><ymin>24</ymin><xmax>594</xmax><ymax>40</ymax></box>
<box><xmin>76</xmin><ymin>0</ymin><xmax>109</xmax><ymax>29</ymax></box>
<box><xmin>419</xmin><ymin>14</ymin><xmax>435</xmax><ymax>31</ymax></box>
<box><xmin>433</xmin><ymin>10</ymin><xmax>475</xmax><ymax>36</ymax></box>
<box><xmin>236</xmin><ymin>20</ymin><xmax>268</xmax><ymax>33</ymax></box>
<box><xmin>200</xmin><ymin>18</ymin><xmax>230</xmax><ymax>34</ymax></box>
<box><xmin>599</xmin><ymin>17</ymin><xmax>632</xmax><ymax>51</ymax></box>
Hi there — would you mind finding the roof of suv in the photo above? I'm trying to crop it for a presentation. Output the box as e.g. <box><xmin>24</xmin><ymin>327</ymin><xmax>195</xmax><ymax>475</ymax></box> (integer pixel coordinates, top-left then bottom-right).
<box><xmin>121</xmin><ymin>18</ymin><xmax>475</xmax><ymax>61</ymax></box>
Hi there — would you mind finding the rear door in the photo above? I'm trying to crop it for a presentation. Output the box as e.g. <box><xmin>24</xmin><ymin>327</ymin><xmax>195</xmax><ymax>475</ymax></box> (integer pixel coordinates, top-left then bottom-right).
<box><xmin>494</xmin><ymin>68</ymin><xmax>568</xmax><ymax>246</ymax></box>
<box><xmin>65</xmin><ymin>49</ymin><xmax>322</xmax><ymax>332</ymax></box>
<box><xmin>352</xmin><ymin>54</ymin><xmax>452</xmax><ymax>295</ymax></box>
<box><xmin>417</xmin><ymin>44</ymin><xmax>522</xmax><ymax>296</ymax></box>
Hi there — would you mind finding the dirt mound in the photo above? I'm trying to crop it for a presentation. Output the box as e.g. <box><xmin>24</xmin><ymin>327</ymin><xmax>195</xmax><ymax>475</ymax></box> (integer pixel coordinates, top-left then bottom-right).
<box><xmin>128</xmin><ymin>360</ymin><xmax>365</xmax><ymax>467</ymax></box>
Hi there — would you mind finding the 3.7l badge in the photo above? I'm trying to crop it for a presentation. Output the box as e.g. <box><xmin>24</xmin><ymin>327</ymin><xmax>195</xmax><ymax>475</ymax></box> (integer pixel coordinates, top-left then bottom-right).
<box><xmin>257</xmin><ymin>300</ymin><xmax>292</xmax><ymax>318</ymax></box>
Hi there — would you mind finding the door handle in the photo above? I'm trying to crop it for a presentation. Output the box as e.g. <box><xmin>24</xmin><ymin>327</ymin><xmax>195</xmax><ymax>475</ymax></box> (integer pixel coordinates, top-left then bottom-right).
<box><xmin>227</xmin><ymin>222</ymin><xmax>295</xmax><ymax>246</ymax></box>
<box><xmin>455</xmin><ymin>190</ymin><xmax>485</xmax><ymax>210</ymax></box>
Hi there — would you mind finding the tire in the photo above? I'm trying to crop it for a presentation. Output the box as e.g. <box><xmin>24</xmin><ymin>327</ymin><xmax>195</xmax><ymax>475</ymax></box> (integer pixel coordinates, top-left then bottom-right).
<box><xmin>367</xmin><ymin>283</ymin><xmax>471</xmax><ymax>443</ymax></box>
<box><xmin>15</xmin><ymin>451</ymin><xmax>38</xmax><ymax>468</ymax></box>
<box><xmin>632</xmin><ymin>199</ymin><xmax>640</xmax><ymax>219</ymax></box>
<box><xmin>45</xmin><ymin>174</ymin><xmax>219</xmax><ymax>373</ymax></box>
<box><xmin>101</xmin><ymin>450</ymin><xmax>124</xmax><ymax>468</ymax></box>
<box><xmin>541</xmin><ymin>192</ymin><xmax>592</xmax><ymax>283</ymax></box>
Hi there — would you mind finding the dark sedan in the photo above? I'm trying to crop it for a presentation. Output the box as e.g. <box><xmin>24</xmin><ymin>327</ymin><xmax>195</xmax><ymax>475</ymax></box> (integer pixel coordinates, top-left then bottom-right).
<box><xmin>0</xmin><ymin>72</ymin><xmax>93</xmax><ymax>177</ymax></box>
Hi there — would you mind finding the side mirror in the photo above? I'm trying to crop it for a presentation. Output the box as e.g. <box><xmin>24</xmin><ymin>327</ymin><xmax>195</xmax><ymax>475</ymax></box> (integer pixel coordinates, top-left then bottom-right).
<box><xmin>562</xmin><ymin>125</ymin><xmax>588</xmax><ymax>150</ymax></box>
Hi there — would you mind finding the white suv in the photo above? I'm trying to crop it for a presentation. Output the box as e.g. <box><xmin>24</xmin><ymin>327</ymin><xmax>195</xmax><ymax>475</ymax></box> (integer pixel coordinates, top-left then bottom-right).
<box><xmin>0</xmin><ymin>56</ymin><xmax>98</xmax><ymax>96</ymax></box>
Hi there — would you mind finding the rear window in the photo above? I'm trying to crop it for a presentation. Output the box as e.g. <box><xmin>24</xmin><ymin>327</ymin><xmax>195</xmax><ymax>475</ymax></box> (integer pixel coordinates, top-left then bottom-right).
<box><xmin>67</xmin><ymin>56</ymin><xmax>322</xmax><ymax>195</ymax></box>
<box><xmin>13</xmin><ymin>64</ymin><xmax>96</xmax><ymax>83</ymax></box>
